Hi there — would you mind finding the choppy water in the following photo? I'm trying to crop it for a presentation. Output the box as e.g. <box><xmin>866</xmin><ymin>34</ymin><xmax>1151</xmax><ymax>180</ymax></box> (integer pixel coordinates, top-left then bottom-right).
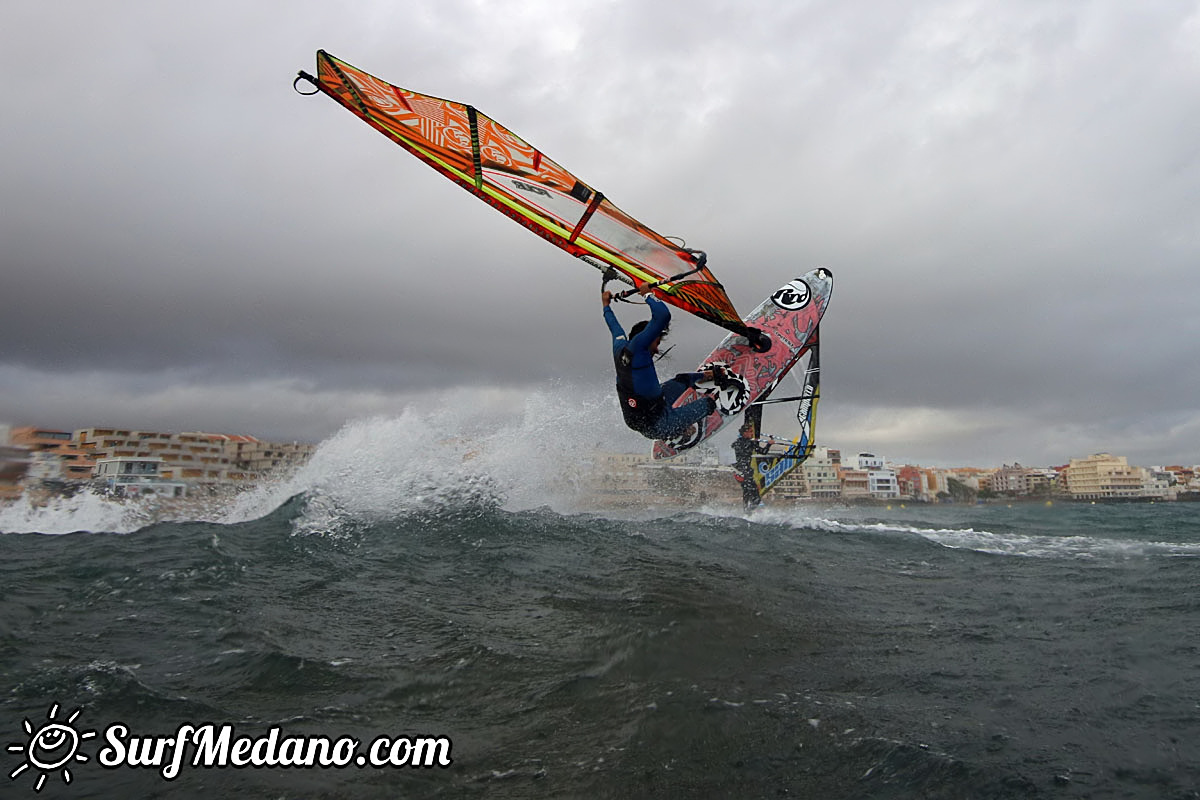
<box><xmin>3</xmin><ymin>406</ymin><xmax>1199</xmax><ymax>798</ymax></box>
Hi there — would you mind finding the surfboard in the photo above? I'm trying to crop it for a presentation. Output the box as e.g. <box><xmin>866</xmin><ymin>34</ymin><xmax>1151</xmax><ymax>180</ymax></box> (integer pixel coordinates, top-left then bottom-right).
<box><xmin>652</xmin><ymin>267</ymin><xmax>833</xmax><ymax>460</ymax></box>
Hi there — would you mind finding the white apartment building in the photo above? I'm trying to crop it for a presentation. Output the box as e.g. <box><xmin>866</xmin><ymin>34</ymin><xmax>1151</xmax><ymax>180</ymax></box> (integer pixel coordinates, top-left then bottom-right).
<box><xmin>94</xmin><ymin>457</ymin><xmax>188</xmax><ymax>498</ymax></box>
<box><xmin>855</xmin><ymin>453</ymin><xmax>900</xmax><ymax>500</ymax></box>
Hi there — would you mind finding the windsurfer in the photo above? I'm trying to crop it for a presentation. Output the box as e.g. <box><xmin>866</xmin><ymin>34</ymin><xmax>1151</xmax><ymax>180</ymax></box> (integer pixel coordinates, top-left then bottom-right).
<box><xmin>603</xmin><ymin>285</ymin><xmax>721</xmax><ymax>440</ymax></box>
<box><xmin>731</xmin><ymin>419</ymin><xmax>775</xmax><ymax>509</ymax></box>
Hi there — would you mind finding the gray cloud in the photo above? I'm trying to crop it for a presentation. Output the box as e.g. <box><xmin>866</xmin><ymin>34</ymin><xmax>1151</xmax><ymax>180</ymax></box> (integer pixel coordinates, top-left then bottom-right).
<box><xmin>3</xmin><ymin>0</ymin><xmax>1199</xmax><ymax>467</ymax></box>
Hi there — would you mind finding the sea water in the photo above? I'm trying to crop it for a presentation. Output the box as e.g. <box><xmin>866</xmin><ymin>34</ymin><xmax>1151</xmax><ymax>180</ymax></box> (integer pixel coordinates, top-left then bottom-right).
<box><xmin>3</xmin><ymin>396</ymin><xmax>1199</xmax><ymax>798</ymax></box>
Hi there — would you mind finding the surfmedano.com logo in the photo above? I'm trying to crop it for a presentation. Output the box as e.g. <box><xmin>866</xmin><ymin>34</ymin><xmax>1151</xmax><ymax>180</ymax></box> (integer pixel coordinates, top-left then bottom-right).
<box><xmin>7</xmin><ymin>705</ymin><xmax>96</xmax><ymax>792</ymax></box>
<box><xmin>8</xmin><ymin>703</ymin><xmax>453</xmax><ymax>792</ymax></box>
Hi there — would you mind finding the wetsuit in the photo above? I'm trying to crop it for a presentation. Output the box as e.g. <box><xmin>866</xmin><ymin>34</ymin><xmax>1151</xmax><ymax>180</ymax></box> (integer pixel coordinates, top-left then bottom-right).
<box><xmin>731</xmin><ymin>405</ymin><xmax>771</xmax><ymax>508</ymax></box>
<box><xmin>604</xmin><ymin>295</ymin><xmax>716</xmax><ymax>439</ymax></box>
<box><xmin>732</xmin><ymin>433</ymin><xmax>773</xmax><ymax>508</ymax></box>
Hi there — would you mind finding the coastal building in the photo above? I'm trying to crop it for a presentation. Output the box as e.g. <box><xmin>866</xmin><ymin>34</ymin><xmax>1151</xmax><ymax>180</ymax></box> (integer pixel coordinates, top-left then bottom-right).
<box><xmin>1142</xmin><ymin>469</ymin><xmax>1172</xmax><ymax>501</ymax></box>
<box><xmin>204</xmin><ymin>434</ymin><xmax>315</xmax><ymax>475</ymax></box>
<box><xmin>1065</xmin><ymin>453</ymin><xmax>1152</xmax><ymax>501</ymax></box>
<box><xmin>839</xmin><ymin>468</ymin><xmax>871</xmax><ymax>500</ymax></box>
<box><xmin>0</xmin><ymin>425</ymin><xmax>318</xmax><ymax>503</ymax></box>
<box><xmin>895</xmin><ymin>465</ymin><xmax>952</xmax><ymax>502</ymax></box>
<box><xmin>867</xmin><ymin>471</ymin><xmax>900</xmax><ymax>499</ymax></box>
<box><xmin>9</xmin><ymin>426</ymin><xmax>96</xmax><ymax>486</ymax></box>
<box><xmin>857</xmin><ymin>453</ymin><xmax>884</xmax><ymax>471</ymax></box>
<box><xmin>989</xmin><ymin>463</ymin><xmax>1028</xmax><ymax>495</ymax></box>
<box><xmin>1177</xmin><ymin>466</ymin><xmax>1200</xmax><ymax>500</ymax></box>
<box><xmin>75</xmin><ymin>428</ymin><xmax>236</xmax><ymax>490</ymax></box>
<box><xmin>24</xmin><ymin>449</ymin><xmax>96</xmax><ymax>485</ymax></box>
<box><xmin>94</xmin><ymin>457</ymin><xmax>188</xmax><ymax>499</ymax></box>
<box><xmin>978</xmin><ymin>464</ymin><xmax>1066</xmax><ymax>498</ymax></box>
<box><xmin>1027</xmin><ymin>468</ymin><xmax>1066</xmax><ymax>495</ymax></box>
<box><xmin>75</xmin><ymin>428</ymin><xmax>224</xmax><ymax>469</ymax></box>
<box><xmin>10</xmin><ymin>426</ymin><xmax>73</xmax><ymax>451</ymax></box>
<box><xmin>0</xmin><ymin>446</ymin><xmax>30</xmax><ymax>501</ymax></box>
<box><xmin>949</xmin><ymin>468</ymin><xmax>989</xmax><ymax>492</ymax></box>
<box><xmin>802</xmin><ymin>447</ymin><xmax>842</xmax><ymax>500</ymax></box>
<box><xmin>854</xmin><ymin>453</ymin><xmax>900</xmax><ymax>500</ymax></box>
<box><xmin>1163</xmin><ymin>466</ymin><xmax>1196</xmax><ymax>490</ymax></box>
<box><xmin>72</xmin><ymin>428</ymin><xmax>312</xmax><ymax>493</ymax></box>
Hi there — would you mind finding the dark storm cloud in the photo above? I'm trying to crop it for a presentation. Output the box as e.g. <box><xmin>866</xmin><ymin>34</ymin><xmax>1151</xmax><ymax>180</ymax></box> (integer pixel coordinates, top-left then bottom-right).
<box><xmin>2</xmin><ymin>0</ymin><xmax>1199</xmax><ymax>465</ymax></box>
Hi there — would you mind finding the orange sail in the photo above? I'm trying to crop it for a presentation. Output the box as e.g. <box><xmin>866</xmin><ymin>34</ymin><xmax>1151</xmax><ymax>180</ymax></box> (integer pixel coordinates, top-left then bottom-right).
<box><xmin>297</xmin><ymin>50</ymin><xmax>749</xmax><ymax>335</ymax></box>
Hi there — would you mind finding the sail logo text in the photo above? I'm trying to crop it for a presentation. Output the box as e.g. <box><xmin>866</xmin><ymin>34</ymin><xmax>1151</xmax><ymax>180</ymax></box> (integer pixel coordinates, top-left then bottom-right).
<box><xmin>757</xmin><ymin>448</ymin><xmax>804</xmax><ymax>486</ymax></box>
<box><xmin>510</xmin><ymin>178</ymin><xmax>550</xmax><ymax>197</ymax></box>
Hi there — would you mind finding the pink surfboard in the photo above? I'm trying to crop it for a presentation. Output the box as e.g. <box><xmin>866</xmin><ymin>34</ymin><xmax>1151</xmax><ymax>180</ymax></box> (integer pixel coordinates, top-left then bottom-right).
<box><xmin>652</xmin><ymin>267</ymin><xmax>833</xmax><ymax>460</ymax></box>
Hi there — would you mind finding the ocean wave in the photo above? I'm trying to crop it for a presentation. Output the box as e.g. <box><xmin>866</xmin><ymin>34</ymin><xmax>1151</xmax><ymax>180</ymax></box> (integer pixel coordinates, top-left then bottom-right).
<box><xmin>1</xmin><ymin>388</ymin><xmax>621</xmax><ymax>536</ymax></box>
<box><xmin>9</xmin><ymin>659</ymin><xmax>225</xmax><ymax>721</ymax></box>
<box><xmin>219</xmin><ymin>389</ymin><xmax>620</xmax><ymax>537</ymax></box>
<box><xmin>0</xmin><ymin>491</ymin><xmax>150</xmax><ymax>535</ymax></box>
<box><xmin>716</xmin><ymin>501</ymin><xmax>1200</xmax><ymax>561</ymax></box>
<box><xmin>765</xmin><ymin>509</ymin><xmax>1200</xmax><ymax>560</ymax></box>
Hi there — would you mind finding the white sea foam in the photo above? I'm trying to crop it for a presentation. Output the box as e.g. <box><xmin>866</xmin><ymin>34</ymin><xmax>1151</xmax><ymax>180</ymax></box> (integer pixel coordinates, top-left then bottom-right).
<box><xmin>916</xmin><ymin>528</ymin><xmax>1200</xmax><ymax>559</ymax></box>
<box><xmin>0</xmin><ymin>489</ymin><xmax>148</xmax><ymax>535</ymax></box>
<box><xmin>759</xmin><ymin>508</ymin><xmax>1200</xmax><ymax>560</ymax></box>
<box><xmin>219</xmin><ymin>385</ymin><xmax>623</xmax><ymax>535</ymax></box>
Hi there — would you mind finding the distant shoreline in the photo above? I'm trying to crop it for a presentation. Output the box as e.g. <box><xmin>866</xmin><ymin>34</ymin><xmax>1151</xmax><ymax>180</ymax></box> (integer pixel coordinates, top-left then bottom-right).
<box><xmin>779</xmin><ymin>494</ymin><xmax>1199</xmax><ymax>507</ymax></box>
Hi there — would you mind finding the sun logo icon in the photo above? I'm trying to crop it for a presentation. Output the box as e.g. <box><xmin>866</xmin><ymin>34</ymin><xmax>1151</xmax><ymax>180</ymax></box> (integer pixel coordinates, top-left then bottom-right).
<box><xmin>7</xmin><ymin>704</ymin><xmax>96</xmax><ymax>792</ymax></box>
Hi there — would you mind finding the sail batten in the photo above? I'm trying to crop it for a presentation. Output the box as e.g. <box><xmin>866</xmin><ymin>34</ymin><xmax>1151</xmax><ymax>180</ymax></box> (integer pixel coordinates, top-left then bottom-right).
<box><xmin>753</xmin><ymin>334</ymin><xmax>821</xmax><ymax>496</ymax></box>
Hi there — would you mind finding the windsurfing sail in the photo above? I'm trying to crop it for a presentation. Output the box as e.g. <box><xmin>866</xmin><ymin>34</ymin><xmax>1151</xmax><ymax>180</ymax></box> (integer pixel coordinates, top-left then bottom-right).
<box><xmin>750</xmin><ymin>331</ymin><xmax>821</xmax><ymax>497</ymax></box>
<box><xmin>295</xmin><ymin>50</ymin><xmax>757</xmax><ymax>339</ymax></box>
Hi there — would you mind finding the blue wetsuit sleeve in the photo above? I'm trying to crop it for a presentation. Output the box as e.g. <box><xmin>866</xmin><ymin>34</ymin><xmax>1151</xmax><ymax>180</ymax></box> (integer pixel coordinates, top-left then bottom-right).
<box><xmin>623</xmin><ymin>296</ymin><xmax>671</xmax><ymax>398</ymax></box>
<box><xmin>604</xmin><ymin>306</ymin><xmax>626</xmax><ymax>356</ymax></box>
<box><xmin>643</xmin><ymin>298</ymin><xmax>672</xmax><ymax>340</ymax></box>
<box><xmin>625</xmin><ymin>294</ymin><xmax>672</xmax><ymax>354</ymax></box>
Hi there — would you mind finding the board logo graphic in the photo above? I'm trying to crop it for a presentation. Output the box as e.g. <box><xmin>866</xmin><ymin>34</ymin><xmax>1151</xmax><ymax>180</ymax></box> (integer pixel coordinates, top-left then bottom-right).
<box><xmin>697</xmin><ymin>362</ymin><xmax>750</xmax><ymax>415</ymax></box>
<box><xmin>7</xmin><ymin>704</ymin><xmax>96</xmax><ymax>792</ymax></box>
<box><xmin>665</xmin><ymin>421</ymin><xmax>704</xmax><ymax>451</ymax></box>
<box><xmin>770</xmin><ymin>279</ymin><xmax>811</xmax><ymax>311</ymax></box>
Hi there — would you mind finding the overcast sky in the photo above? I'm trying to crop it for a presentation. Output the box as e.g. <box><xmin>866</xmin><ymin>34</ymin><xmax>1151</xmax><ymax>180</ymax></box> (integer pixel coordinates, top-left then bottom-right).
<box><xmin>3</xmin><ymin>0</ymin><xmax>1199</xmax><ymax>468</ymax></box>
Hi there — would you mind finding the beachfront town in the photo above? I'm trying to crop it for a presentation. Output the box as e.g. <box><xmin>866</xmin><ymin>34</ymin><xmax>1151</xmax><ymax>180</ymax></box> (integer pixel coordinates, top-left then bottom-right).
<box><xmin>0</xmin><ymin>425</ymin><xmax>315</xmax><ymax>505</ymax></box>
<box><xmin>2</xmin><ymin>423</ymin><xmax>1198</xmax><ymax>510</ymax></box>
<box><xmin>585</xmin><ymin>448</ymin><xmax>1200</xmax><ymax>508</ymax></box>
